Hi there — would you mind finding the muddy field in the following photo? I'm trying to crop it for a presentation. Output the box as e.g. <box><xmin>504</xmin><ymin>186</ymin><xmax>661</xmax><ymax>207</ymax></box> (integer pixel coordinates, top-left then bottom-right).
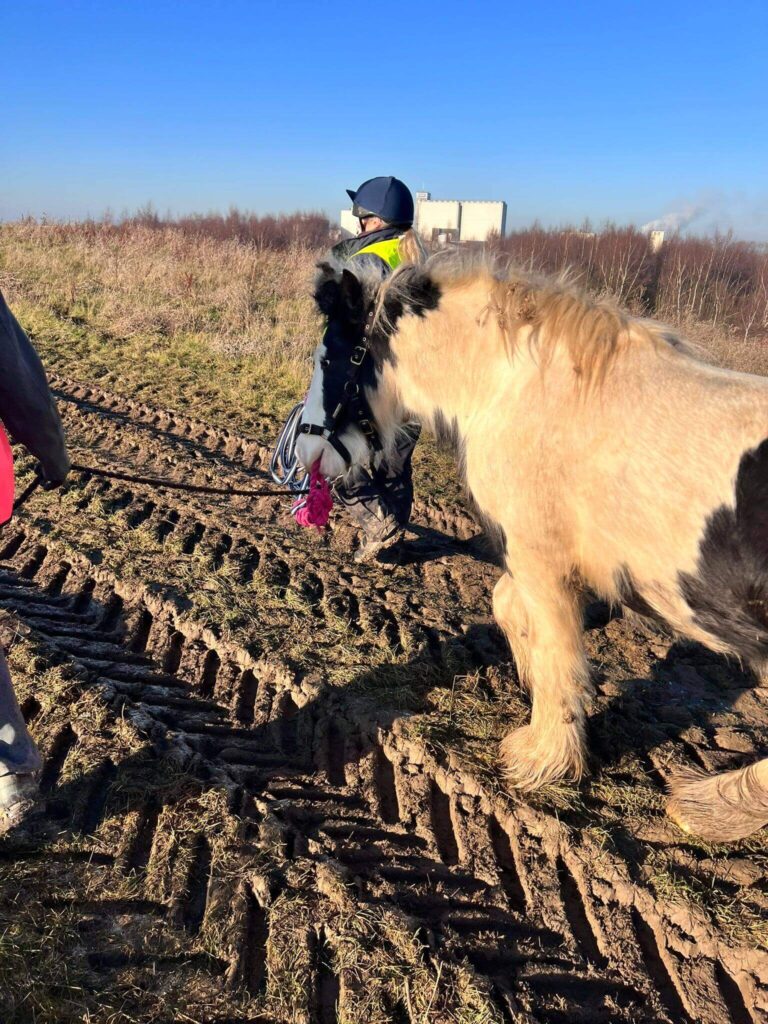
<box><xmin>1</xmin><ymin>372</ymin><xmax>767</xmax><ymax>1024</ymax></box>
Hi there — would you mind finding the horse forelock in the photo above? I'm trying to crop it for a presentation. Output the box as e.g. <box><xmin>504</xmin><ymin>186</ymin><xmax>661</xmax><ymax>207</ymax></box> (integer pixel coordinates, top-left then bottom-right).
<box><xmin>314</xmin><ymin>259</ymin><xmax>386</xmax><ymax>321</ymax></box>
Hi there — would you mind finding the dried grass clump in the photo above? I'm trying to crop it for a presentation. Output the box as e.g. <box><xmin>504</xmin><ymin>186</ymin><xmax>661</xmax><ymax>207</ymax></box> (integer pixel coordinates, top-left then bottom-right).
<box><xmin>0</xmin><ymin>220</ymin><xmax>324</xmax><ymax>423</ymax></box>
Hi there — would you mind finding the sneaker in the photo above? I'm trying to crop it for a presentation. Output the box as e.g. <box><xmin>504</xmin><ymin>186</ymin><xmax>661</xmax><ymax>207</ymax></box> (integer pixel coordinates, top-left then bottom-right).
<box><xmin>0</xmin><ymin>774</ymin><xmax>40</xmax><ymax>836</ymax></box>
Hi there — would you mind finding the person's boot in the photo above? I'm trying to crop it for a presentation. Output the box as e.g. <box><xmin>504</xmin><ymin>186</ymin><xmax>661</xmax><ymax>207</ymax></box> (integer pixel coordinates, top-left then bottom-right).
<box><xmin>354</xmin><ymin>517</ymin><xmax>404</xmax><ymax>564</ymax></box>
<box><xmin>0</xmin><ymin>773</ymin><xmax>40</xmax><ymax>836</ymax></box>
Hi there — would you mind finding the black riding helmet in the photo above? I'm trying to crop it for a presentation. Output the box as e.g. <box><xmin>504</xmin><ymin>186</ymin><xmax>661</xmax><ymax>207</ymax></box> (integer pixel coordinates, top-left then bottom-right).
<box><xmin>347</xmin><ymin>176</ymin><xmax>414</xmax><ymax>226</ymax></box>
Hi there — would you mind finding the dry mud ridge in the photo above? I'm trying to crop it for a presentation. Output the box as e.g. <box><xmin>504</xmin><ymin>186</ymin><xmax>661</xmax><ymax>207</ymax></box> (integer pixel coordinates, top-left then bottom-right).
<box><xmin>0</xmin><ymin>373</ymin><xmax>767</xmax><ymax>1024</ymax></box>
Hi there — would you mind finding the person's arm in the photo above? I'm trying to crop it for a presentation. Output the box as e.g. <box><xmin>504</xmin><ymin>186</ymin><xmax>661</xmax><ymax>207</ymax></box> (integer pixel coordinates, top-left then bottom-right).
<box><xmin>0</xmin><ymin>291</ymin><xmax>70</xmax><ymax>484</ymax></box>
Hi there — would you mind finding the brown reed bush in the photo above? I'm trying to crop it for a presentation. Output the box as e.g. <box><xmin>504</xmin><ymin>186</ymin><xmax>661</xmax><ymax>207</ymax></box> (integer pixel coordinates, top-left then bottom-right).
<box><xmin>496</xmin><ymin>225</ymin><xmax>768</xmax><ymax>344</ymax></box>
<box><xmin>128</xmin><ymin>203</ymin><xmax>334</xmax><ymax>249</ymax></box>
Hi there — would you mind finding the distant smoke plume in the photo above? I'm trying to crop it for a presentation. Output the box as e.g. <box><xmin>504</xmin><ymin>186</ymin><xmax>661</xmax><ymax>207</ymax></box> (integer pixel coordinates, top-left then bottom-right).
<box><xmin>641</xmin><ymin>204</ymin><xmax>706</xmax><ymax>234</ymax></box>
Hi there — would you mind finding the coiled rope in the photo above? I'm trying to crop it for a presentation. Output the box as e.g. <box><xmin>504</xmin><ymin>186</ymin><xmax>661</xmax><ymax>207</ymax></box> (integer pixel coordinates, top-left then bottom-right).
<box><xmin>269</xmin><ymin>401</ymin><xmax>310</xmax><ymax>494</ymax></box>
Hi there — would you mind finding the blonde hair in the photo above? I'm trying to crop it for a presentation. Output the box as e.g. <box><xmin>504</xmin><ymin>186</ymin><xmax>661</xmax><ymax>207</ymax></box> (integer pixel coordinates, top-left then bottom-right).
<box><xmin>397</xmin><ymin>228</ymin><xmax>428</xmax><ymax>266</ymax></box>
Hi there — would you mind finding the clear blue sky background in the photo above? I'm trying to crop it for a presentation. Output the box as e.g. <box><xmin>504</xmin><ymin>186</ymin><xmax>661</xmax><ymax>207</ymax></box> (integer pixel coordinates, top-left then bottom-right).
<box><xmin>3</xmin><ymin>0</ymin><xmax>767</xmax><ymax>237</ymax></box>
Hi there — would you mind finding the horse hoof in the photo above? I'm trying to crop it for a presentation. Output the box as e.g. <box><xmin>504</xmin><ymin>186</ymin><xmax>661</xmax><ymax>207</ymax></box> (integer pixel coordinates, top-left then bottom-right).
<box><xmin>499</xmin><ymin>725</ymin><xmax>585</xmax><ymax>791</ymax></box>
<box><xmin>666</xmin><ymin>764</ymin><xmax>768</xmax><ymax>843</ymax></box>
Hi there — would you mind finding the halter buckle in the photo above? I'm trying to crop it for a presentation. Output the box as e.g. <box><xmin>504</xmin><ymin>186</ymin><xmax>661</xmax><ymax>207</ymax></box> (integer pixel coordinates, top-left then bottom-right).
<box><xmin>350</xmin><ymin>345</ymin><xmax>367</xmax><ymax>366</ymax></box>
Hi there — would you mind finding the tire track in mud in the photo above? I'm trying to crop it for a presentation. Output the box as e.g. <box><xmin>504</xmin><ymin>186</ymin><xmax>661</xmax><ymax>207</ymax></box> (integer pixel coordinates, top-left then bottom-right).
<box><xmin>2</xmin><ymin>523</ymin><xmax>765</xmax><ymax>1023</ymax></box>
<box><xmin>50</xmin><ymin>372</ymin><xmax>480</xmax><ymax>540</ymax></box>
<box><xmin>1</xmin><ymin>379</ymin><xmax>766</xmax><ymax>1021</ymax></box>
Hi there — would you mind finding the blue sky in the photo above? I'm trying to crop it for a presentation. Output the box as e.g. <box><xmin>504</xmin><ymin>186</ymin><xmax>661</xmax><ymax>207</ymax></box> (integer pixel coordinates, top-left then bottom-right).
<box><xmin>3</xmin><ymin>0</ymin><xmax>767</xmax><ymax>237</ymax></box>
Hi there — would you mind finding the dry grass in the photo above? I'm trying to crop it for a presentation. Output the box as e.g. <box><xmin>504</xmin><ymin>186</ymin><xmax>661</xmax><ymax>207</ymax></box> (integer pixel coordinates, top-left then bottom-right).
<box><xmin>0</xmin><ymin>221</ymin><xmax>322</xmax><ymax>427</ymax></box>
<box><xmin>678</xmin><ymin>314</ymin><xmax>768</xmax><ymax>377</ymax></box>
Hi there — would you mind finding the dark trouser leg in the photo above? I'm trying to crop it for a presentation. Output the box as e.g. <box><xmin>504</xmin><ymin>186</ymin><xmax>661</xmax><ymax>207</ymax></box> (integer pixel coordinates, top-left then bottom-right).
<box><xmin>335</xmin><ymin>424</ymin><xmax>420</xmax><ymax>541</ymax></box>
<box><xmin>0</xmin><ymin>649</ymin><xmax>42</xmax><ymax>814</ymax></box>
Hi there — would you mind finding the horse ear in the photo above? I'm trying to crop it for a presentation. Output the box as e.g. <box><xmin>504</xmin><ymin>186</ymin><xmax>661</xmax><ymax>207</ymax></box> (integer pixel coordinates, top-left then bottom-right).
<box><xmin>314</xmin><ymin>262</ymin><xmax>340</xmax><ymax>315</ymax></box>
<box><xmin>340</xmin><ymin>268</ymin><xmax>365</xmax><ymax>319</ymax></box>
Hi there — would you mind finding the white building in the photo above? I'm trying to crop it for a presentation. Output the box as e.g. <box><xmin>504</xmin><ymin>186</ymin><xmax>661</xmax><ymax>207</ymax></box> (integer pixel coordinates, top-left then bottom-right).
<box><xmin>456</xmin><ymin>200</ymin><xmax>507</xmax><ymax>242</ymax></box>
<box><xmin>416</xmin><ymin>197</ymin><xmax>461</xmax><ymax>240</ymax></box>
<box><xmin>339</xmin><ymin>208</ymin><xmax>359</xmax><ymax>236</ymax></box>
<box><xmin>339</xmin><ymin>190</ymin><xmax>507</xmax><ymax>243</ymax></box>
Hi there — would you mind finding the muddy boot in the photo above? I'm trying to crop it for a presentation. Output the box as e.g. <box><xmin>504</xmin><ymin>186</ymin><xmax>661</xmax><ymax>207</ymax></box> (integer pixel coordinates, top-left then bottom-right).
<box><xmin>0</xmin><ymin>772</ymin><xmax>40</xmax><ymax>836</ymax></box>
<box><xmin>339</xmin><ymin>423</ymin><xmax>420</xmax><ymax>565</ymax></box>
<box><xmin>354</xmin><ymin>517</ymin><xmax>404</xmax><ymax>564</ymax></box>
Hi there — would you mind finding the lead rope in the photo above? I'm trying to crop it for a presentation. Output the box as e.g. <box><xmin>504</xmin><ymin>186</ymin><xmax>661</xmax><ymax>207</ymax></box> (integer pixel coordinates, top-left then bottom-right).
<box><xmin>68</xmin><ymin>462</ymin><xmax>308</xmax><ymax>498</ymax></box>
<box><xmin>6</xmin><ymin>463</ymin><xmax>308</xmax><ymax>519</ymax></box>
<box><xmin>5</xmin><ymin>422</ymin><xmax>314</xmax><ymax>527</ymax></box>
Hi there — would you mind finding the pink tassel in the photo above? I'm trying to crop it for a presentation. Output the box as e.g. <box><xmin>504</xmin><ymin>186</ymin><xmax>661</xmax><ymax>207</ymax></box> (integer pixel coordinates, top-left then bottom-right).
<box><xmin>292</xmin><ymin>460</ymin><xmax>333</xmax><ymax>530</ymax></box>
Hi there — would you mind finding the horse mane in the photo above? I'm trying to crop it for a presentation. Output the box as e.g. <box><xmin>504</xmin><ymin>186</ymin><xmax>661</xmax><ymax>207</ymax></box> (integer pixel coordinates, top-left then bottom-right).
<box><xmin>377</xmin><ymin>249</ymin><xmax>691</xmax><ymax>390</ymax></box>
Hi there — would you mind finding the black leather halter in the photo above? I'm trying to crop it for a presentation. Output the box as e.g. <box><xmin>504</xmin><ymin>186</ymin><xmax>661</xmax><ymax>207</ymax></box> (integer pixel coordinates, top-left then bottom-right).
<box><xmin>298</xmin><ymin>307</ymin><xmax>383</xmax><ymax>467</ymax></box>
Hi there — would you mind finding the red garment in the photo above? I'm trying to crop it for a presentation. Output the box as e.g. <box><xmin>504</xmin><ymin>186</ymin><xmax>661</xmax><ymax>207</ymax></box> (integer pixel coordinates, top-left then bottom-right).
<box><xmin>0</xmin><ymin>424</ymin><xmax>14</xmax><ymax>525</ymax></box>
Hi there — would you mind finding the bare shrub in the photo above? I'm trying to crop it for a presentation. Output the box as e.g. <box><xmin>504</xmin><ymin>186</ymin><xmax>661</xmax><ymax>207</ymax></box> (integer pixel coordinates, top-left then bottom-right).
<box><xmin>128</xmin><ymin>204</ymin><xmax>333</xmax><ymax>249</ymax></box>
<box><xmin>495</xmin><ymin>225</ymin><xmax>768</xmax><ymax>343</ymax></box>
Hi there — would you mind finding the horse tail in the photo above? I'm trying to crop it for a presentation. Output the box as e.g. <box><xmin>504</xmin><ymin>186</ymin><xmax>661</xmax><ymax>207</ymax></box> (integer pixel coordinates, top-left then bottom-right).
<box><xmin>398</xmin><ymin>228</ymin><xmax>428</xmax><ymax>266</ymax></box>
<box><xmin>666</xmin><ymin>757</ymin><xmax>768</xmax><ymax>841</ymax></box>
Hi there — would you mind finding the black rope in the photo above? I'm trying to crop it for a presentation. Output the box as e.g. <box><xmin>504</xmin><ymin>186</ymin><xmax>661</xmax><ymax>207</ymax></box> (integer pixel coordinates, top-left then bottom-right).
<box><xmin>69</xmin><ymin>461</ymin><xmax>308</xmax><ymax>498</ymax></box>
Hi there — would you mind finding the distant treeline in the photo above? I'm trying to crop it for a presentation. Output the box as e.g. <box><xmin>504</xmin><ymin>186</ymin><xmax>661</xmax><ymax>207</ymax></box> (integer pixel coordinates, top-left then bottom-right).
<box><xmin>126</xmin><ymin>204</ymin><xmax>334</xmax><ymax>249</ymax></box>
<box><xmin>497</xmin><ymin>226</ymin><xmax>768</xmax><ymax>340</ymax></box>
<box><xmin>10</xmin><ymin>210</ymin><xmax>768</xmax><ymax>339</ymax></box>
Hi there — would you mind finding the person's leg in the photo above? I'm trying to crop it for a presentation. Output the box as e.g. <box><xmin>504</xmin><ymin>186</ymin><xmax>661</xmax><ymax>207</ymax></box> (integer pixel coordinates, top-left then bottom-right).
<box><xmin>375</xmin><ymin>423</ymin><xmax>420</xmax><ymax>527</ymax></box>
<box><xmin>0</xmin><ymin>649</ymin><xmax>42</xmax><ymax>832</ymax></box>
<box><xmin>335</xmin><ymin>424</ymin><xmax>420</xmax><ymax>560</ymax></box>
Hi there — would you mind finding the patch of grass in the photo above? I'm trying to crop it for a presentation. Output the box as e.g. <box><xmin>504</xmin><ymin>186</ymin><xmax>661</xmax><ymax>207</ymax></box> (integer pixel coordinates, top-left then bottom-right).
<box><xmin>1</xmin><ymin>223</ymin><xmax>321</xmax><ymax>427</ymax></box>
<box><xmin>647</xmin><ymin>851</ymin><xmax>768</xmax><ymax>949</ymax></box>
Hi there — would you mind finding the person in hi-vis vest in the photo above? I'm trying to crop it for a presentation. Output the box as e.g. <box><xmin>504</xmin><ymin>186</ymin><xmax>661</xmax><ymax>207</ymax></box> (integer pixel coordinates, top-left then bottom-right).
<box><xmin>329</xmin><ymin>176</ymin><xmax>423</xmax><ymax>563</ymax></box>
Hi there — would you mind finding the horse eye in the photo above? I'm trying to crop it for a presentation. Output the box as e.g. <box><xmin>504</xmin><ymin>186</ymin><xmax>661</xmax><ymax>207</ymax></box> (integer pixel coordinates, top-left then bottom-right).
<box><xmin>320</xmin><ymin>357</ymin><xmax>330</xmax><ymax>369</ymax></box>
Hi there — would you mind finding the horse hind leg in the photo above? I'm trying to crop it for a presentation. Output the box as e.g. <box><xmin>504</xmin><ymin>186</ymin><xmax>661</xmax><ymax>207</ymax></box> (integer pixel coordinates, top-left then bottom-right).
<box><xmin>493</xmin><ymin>570</ymin><xmax>592</xmax><ymax>789</ymax></box>
<box><xmin>667</xmin><ymin>758</ymin><xmax>768</xmax><ymax>842</ymax></box>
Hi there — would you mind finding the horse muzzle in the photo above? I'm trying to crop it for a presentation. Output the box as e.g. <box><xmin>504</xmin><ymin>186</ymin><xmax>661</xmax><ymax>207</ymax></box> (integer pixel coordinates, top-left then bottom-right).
<box><xmin>296</xmin><ymin>432</ymin><xmax>348</xmax><ymax>481</ymax></box>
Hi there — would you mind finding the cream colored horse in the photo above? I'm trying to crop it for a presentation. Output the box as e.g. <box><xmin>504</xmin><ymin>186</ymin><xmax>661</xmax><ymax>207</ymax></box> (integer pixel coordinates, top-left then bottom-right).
<box><xmin>296</xmin><ymin>255</ymin><xmax>768</xmax><ymax>842</ymax></box>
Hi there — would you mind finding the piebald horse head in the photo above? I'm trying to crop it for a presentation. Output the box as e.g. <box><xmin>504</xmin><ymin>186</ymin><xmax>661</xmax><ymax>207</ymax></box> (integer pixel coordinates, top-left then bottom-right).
<box><xmin>296</xmin><ymin>259</ymin><xmax>441</xmax><ymax>480</ymax></box>
<box><xmin>296</xmin><ymin>260</ymin><xmax>388</xmax><ymax>480</ymax></box>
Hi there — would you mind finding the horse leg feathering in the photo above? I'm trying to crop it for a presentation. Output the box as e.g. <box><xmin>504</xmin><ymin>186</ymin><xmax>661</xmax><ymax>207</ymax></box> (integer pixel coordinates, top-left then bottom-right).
<box><xmin>666</xmin><ymin>758</ymin><xmax>768</xmax><ymax>842</ymax></box>
<box><xmin>493</xmin><ymin>571</ymin><xmax>591</xmax><ymax>788</ymax></box>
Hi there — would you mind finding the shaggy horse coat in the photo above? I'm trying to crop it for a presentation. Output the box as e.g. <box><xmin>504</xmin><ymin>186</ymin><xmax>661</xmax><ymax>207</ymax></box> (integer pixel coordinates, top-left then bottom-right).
<box><xmin>296</xmin><ymin>256</ymin><xmax>768</xmax><ymax>842</ymax></box>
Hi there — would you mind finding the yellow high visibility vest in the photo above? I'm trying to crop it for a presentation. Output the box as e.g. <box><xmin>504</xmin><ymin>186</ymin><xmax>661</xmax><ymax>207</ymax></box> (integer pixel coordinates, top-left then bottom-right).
<box><xmin>352</xmin><ymin>236</ymin><xmax>402</xmax><ymax>269</ymax></box>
